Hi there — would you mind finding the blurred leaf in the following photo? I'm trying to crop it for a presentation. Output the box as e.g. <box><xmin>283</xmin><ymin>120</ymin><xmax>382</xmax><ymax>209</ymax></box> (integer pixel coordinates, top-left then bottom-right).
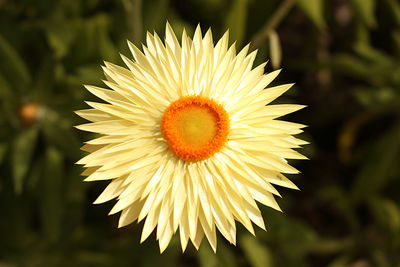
<box><xmin>198</xmin><ymin>244</ymin><xmax>218</xmax><ymax>267</ymax></box>
<box><xmin>297</xmin><ymin>0</ymin><xmax>326</xmax><ymax>29</ymax></box>
<box><xmin>75</xmin><ymin>65</ymin><xmax>105</xmax><ymax>85</ymax></box>
<box><xmin>98</xmin><ymin>25</ymin><xmax>118</xmax><ymax>62</ymax></box>
<box><xmin>225</xmin><ymin>0</ymin><xmax>249</xmax><ymax>46</ymax></box>
<box><xmin>328</xmin><ymin>51</ymin><xmax>400</xmax><ymax>87</ymax></box>
<box><xmin>353</xmin><ymin>122</ymin><xmax>400</xmax><ymax>198</ymax></box>
<box><xmin>307</xmin><ymin>238</ymin><xmax>354</xmax><ymax>254</ymax></box>
<box><xmin>39</xmin><ymin>146</ymin><xmax>64</xmax><ymax>241</ymax></box>
<box><xmin>0</xmin><ymin>73</ymin><xmax>11</xmax><ymax>98</ymax></box>
<box><xmin>143</xmin><ymin>0</ymin><xmax>168</xmax><ymax>35</ymax></box>
<box><xmin>0</xmin><ymin>143</ymin><xmax>7</xmax><ymax>165</ymax></box>
<box><xmin>43</xmin><ymin>113</ymin><xmax>80</xmax><ymax>159</ymax></box>
<box><xmin>354</xmin><ymin>23</ymin><xmax>371</xmax><ymax>49</ymax></box>
<box><xmin>0</xmin><ymin>35</ymin><xmax>31</xmax><ymax>89</ymax></box>
<box><xmin>353</xmin><ymin>87</ymin><xmax>398</xmax><ymax>108</ymax></box>
<box><xmin>75</xmin><ymin>251</ymin><xmax>118</xmax><ymax>266</ymax></box>
<box><xmin>12</xmin><ymin>127</ymin><xmax>39</xmax><ymax>194</ymax></box>
<box><xmin>385</xmin><ymin>0</ymin><xmax>400</xmax><ymax>25</ymax></box>
<box><xmin>327</xmin><ymin>255</ymin><xmax>351</xmax><ymax>267</ymax></box>
<box><xmin>393</xmin><ymin>30</ymin><xmax>400</xmax><ymax>55</ymax></box>
<box><xmin>318</xmin><ymin>186</ymin><xmax>358</xmax><ymax>231</ymax></box>
<box><xmin>350</xmin><ymin>0</ymin><xmax>377</xmax><ymax>28</ymax></box>
<box><xmin>89</xmin><ymin>14</ymin><xmax>118</xmax><ymax>62</ymax></box>
<box><xmin>240</xmin><ymin>234</ymin><xmax>273</xmax><ymax>267</ymax></box>
<box><xmin>370</xmin><ymin>197</ymin><xmax>400</xmax><ymax>232</ymax></box>
<box><xmin>261</xmin><ymin>208</ymin><xmax>318</xmax><ymax>264</ymax></box>
<box><xmin>269</xmin><ymin>30</ymin><xmax>282</xmax><ymax>70</ymax></box>
<box><xmin>354</xmin><ymin>42</ymin><xmax>392</xmax><ymax>65</ymax></box>
<box><xmin>33</xmin><ymin>56</ymin><xmax>55</xmax><ymax>95</ymax></box>
<box><xmin>329</xmin><ymin>54</ymin><xmax>371</xmax><ymax>78</ymax></box>
<box><xmin>218</xmin><ymin>242</ymin><xmax>238</xmax><ymax>267</ymax></box>
<box><xmin>45</xmin><ymin>19</ymin><xmax>78</xmax><ymax>59</ymax></box>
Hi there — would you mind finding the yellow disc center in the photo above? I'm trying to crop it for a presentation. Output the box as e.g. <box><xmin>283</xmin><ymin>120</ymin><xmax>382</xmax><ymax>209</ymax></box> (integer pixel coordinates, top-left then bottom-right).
<box><xmin>161</xmin><ymin>96</ymin><xmax>229</xmax><ymax>161</ymax></box>
<box><xmin>175</xmin><ymin>106</ymin><xmax>217</xmax><ymax>147</ymax></box>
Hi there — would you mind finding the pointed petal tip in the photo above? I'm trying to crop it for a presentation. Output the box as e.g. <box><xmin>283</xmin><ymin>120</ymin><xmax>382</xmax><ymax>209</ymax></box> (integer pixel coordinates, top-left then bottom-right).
<box><xmin>259</xmin><ymin>222</ymin><xmax>266</xmax><ymax>232</ymax></box>
<box><xmin>119</xmin><ymin>52</ymin><xmax>129</xmax><ymax>62</ymax></box>
<box><xmin>100</xmin><ymin>65</ymin><xmax>108</xmax><ymax>72</ymax></box>
<box><xmin>211</xmin><ymin>243</ymin><xmax>217</xmax><ymax>253</ymax></box>
<box><xmin>192</xmin><ymin>242</ymin><xmax>200</xmax><ymax>251</ymax></box>
<box><xmin>286</xmin><ymin>82</ymin><xmax>295</xmax><ymax>88</ymax></box>
<box><xmin>272</xmin><ymin>68</ymin><xmax>282</xmax><ymax>75</ymax></box>
<box><xmin>159</xmin><ymin>245</ymin><xmax>167</xmax><ymax>254</ymax></box>
<box><xmin>103</xmin><ymin>60</ymin><xmax>111</xmax><ymax>67</ymax></box>
<box><xmin>117</xmin><ymin>221</ymin><xmax>129</xmax><ymax>228</ymax></box>
<box><xmin>195</xmin><ymin>23</ymin><xmax>201</xmax><ymax>31</ymax></box>
<box><xmin>108</xmin><ymin>206</ymin><xmax>119</xmax><ymax>215</ymax></box>
<box><xmin>180</xmin><ymin>243</ymin><xmax>187</xmax><ymax>253</ymax></box>
<box><xmin>93</xmin><ymin>199</ymin><xmax>102</xmax><ymax>205</ymax></box>
<box><xmin>126</xmin><ymin>39</ymin><xmax>134</xmax><ymax>46</ymax></box>
<box><xmin>223</xmin><ymin>28</ymin><xmax>230</xmax><ymax>36</ymax></box>
<box><xmin>299</xmin><ymin>154</ymin><xmax>309</xmax><ymax>160</ymax></box>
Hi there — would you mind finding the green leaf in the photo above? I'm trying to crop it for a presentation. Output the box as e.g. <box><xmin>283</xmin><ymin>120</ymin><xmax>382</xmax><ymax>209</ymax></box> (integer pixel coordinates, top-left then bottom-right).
<box><xmin>97</xmin><ymin>23</ymin><xmax>118</xmax><ymax>62</ymax></box>
<box><xmin>307</xmin><ymin>238</ymin><xmax>354</xmax><ymax>254</ymax></box>
<box><xmin>350</xmin><ymin>0</ymin><xmax>377</xmax><ymax>28</ymax></box>
<box><xmin>12</xmin><ymin>127</ymin><xmax>39</xmax><ymax>194</ymax></box>
<box><xmin>329</xmin><ymin>54</ymin><xmax>373</xmax><ymax>80</ymax></box>
<box><xmin>297</xmin><ymin>0</ymin><xmax>326</xmax><ymax>29</ymax></box>
<box><xmin>354</xmin><ymin>42</ymin><xmax>392</xmax><ymax>65</ymax></box>
<box><xmin>240</xmin><ymin>234</ymin><xmax>273</xmax><ymax>267</ymax></box>
<box><xmin>218</xmin><ymin>242</ymin><xmax>238</xmax><ymax>267</ymax></box>
<box><xmin>353</xmin><ymin>86</ymin><xmax>398</xmax><ymax>108</ymax></box>
<box><xmin>269</xmin><ymin>30</ymin><xmax>282</xmax><ymax>70</ymax></box>
<box><xmin>0</xmin><ymin>72</ymin><xmax>11</xmax><ymax>99</ymax></box>
<box><xmin>327</xmin><ymin>255</ymin><xmax>351</xmax><ymax>267</ymax></box>
<box><xmin>45</xmin><ymin>19</ymin><xmax>78</xmax><ymax>59</ymax></box>
<box><xmin>75</xmin><ymin>65</ymin><xmax>105</xmax><ymax>85</ymax></box>
<box><xmin>143</xmin><ymin>0</ymin><xmax>168</xmax><ymax>36</ymax></box>
<box><xmin>0</xmin><ymin>35</ymin><xmax>31</xmax><ymax>89</ymax></box>
<box><xmin>39</xmin><ymin>146</ymin><xmax>64</xmax><ymax>241</ymax></box>
<box><xmin>43</xmin><ymin>115</ymin><xmax>80</xmax><ymax>159</ymax></box>
<box><xmin>0</xmin><ymin>143</ymin><xmax>7</xmax><ymax>165</ymax></box>
<box><xmin>198</xmin><ymin>244</ymin><xmax>218</xmax><ymax>267</ymax></box>
<box><xmin>393</xmin><ymin>30</ymin><xmax>400</xmax><ymax>55</ymax></box>
<box><xmin>225</xmin><ymin>0</ymin><xmax>249</xmax><ymax>46</ymax></box>
<box><xmin>353</xmin><ymin>122</ymin><xmax>400</xmax><ymax>198</ymax></box>
<box><xmin>385</xmin><ymin>0</ymin><xmax>400</xmax><ymax>25</ymax></box>
<box><xmin>370</xmin><ymin>198</ymin><xmax>400</xmax><ymax>232</ymax></box>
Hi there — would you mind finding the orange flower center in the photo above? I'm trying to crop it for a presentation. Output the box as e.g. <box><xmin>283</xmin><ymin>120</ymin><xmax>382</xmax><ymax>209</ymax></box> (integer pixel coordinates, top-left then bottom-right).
<box><xmin>161</xmin><ymin>96</ymin><xmax>229</xmax><ymax>161</ymax></box>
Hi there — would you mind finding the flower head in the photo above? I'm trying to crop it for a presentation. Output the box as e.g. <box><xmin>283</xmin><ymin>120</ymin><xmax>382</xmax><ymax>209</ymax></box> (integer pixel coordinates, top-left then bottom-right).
<box><xmin>76</xmin><ymin>23</ymin><xmax>307</xmax><ymax>253</ymax></box>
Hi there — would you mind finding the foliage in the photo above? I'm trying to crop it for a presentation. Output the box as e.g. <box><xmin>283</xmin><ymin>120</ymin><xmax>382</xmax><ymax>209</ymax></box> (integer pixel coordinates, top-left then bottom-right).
<box><xmin>1</xmin><ymin>0</ymin><xmax>400</xmax><ymax>266</ymax></box>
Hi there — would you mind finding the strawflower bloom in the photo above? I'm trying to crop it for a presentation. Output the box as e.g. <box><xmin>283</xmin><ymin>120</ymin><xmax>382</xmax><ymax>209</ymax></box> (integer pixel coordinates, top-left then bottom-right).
<box><xmin>76</xmin><ymin>23</ymin><xmax>307</xmax><ymax>253</ymax></box>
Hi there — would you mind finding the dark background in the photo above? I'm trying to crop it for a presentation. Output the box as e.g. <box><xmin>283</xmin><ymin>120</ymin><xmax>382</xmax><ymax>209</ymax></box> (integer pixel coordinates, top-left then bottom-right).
<box><xmin>1</xmin><ymin>0</ymin><xmax>400</xmax><ymax>266</ymax></box>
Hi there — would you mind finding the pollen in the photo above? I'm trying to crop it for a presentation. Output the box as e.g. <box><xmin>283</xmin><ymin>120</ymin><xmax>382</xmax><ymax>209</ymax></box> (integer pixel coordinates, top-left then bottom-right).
<box><xmin>161</xmin><ymin>96</ymin><xmax>229</xmax><ymax>161</ymax></box>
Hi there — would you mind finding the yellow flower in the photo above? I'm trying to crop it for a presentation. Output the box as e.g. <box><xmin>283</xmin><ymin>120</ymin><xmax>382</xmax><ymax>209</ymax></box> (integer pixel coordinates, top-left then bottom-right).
<box><xmin>76</xmin><ymin>23</ymin><xmax>307</xmax><ymax>253</ymax></box>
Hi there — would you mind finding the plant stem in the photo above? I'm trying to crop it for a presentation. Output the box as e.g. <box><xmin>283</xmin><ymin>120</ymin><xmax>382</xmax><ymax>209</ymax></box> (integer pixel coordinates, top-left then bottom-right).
<box><xmin>122</xmin><ymin>0</ymin><xmax>142</xmax><ymax>44</ymax></box>
<box><xmin>250</xmin><ymin>0</ymin><xmax>297</xmax><ymax>50</ymax></box>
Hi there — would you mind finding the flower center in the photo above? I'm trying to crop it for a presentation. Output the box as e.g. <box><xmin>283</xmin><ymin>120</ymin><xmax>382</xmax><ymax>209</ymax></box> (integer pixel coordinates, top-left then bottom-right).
<box><xmin>161</xmin><ymin>96</ymin><xmax>229</xmax><ymax>161</ymax></box>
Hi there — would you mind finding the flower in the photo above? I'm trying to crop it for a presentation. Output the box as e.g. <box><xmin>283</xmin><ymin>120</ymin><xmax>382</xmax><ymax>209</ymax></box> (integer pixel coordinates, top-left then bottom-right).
<box><xmin>76</xmin><ymin>22</ymin><xmax>307</xmax><ymax>253</ymax></box>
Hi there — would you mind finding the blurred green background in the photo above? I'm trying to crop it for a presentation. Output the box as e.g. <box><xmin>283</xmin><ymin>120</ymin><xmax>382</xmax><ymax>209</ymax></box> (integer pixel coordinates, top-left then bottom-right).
<box><xmin>1</xmin><ymin>0</ymin><xmax>400</xmax><ymax>266</ymax></box>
